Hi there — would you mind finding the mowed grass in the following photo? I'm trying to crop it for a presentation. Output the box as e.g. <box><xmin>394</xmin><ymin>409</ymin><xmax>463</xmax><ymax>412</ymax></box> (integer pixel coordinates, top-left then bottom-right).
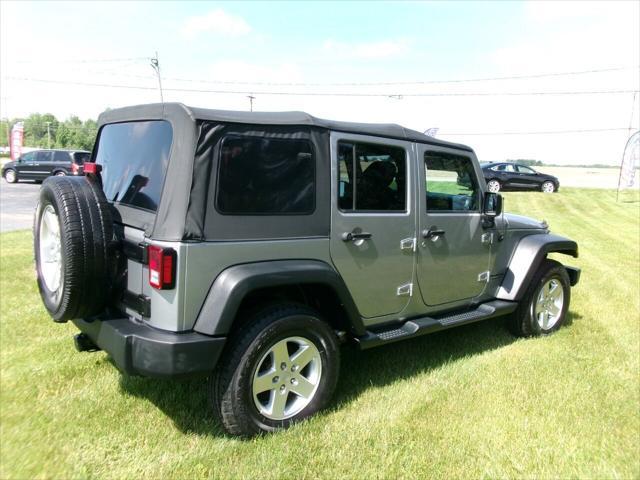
<box><xmin>1</xmin><ymin>188</ymin><xmax>639</xmax><ymax>479</ymax></box>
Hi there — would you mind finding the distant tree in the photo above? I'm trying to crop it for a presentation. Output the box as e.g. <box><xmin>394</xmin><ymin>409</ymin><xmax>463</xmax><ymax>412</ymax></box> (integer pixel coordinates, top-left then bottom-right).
<box><xmin>3</xmin><ymin>112</ymin><xmax>97</xmax><ymax>151</ymax></box>
<box><xmin>508</xmin><ymin>159</ymin><xmax>544</xmax><ymax>167</ymax></box>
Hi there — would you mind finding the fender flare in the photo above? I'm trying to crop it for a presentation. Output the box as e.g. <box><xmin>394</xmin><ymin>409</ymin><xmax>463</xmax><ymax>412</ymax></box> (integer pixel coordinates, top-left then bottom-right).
<box><xmin>496</xmin><ymin>233</ymin><xmax>578</xmax><ymax>301</ymax></box>
<box><xmin>193</xmin><ymin>259</ymin><xmax>365</xmax><ymax>336</ymax></box>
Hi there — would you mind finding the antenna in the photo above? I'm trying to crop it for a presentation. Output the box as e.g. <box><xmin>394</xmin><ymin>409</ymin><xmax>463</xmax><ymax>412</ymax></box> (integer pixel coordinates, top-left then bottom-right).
<box><xmin>247</xmin><ymin>95</ymin><xmax>255</xmax><ymax>112</ymax></box>
<box><xmin>150</xmin><ymin>52</ymin><xmax>164</xmax><ymax>104</ymax></box>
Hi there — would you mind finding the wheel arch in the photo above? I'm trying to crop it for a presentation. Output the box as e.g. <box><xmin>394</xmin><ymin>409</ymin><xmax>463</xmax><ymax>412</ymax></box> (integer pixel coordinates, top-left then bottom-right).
<box><xmin>193</xmin><ymin>260</ymin><xmax>365</xmax><ymax>337</ymax></box>
<box><xmin>496</xmin><ymin>233</ymin><xmax>578</xmax><ymax>301</ymax></box>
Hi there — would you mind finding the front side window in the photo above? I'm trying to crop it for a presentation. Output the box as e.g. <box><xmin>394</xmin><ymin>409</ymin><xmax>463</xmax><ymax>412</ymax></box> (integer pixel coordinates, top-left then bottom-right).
<box><xmin>425</xmin><ymin>152</ymin><xmax>479</xmax><ymax>212</ymax></box>
<box><xmin>95</xmin><ymin>120</ymin><xmax>172</xmax><ymax>212</ymax></box>
<box><xmin>20</xmin><ymin>152</ymin><xmax>35</xmax><ymax>162</ymax></box>
<box><xmin>216</xmin><ymin>136</ymin><xmax>315</xmax><ymax>215</ymax></box>
<box><xmin>338</xmin><ymin>141</ymin><xmax>406</xmax><ymax>212</ymax></box>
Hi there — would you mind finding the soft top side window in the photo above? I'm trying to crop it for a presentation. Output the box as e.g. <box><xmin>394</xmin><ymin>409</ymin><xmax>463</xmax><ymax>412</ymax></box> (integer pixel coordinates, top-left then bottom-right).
<box><xmin>216</xmin><ymin>135</ymin><xmax>315</xmax><ymax>215</ymax></box>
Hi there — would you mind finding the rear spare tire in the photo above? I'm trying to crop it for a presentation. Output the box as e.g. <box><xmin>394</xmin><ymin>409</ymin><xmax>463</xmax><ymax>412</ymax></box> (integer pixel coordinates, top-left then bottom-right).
<box><xmin>34</xmin><ymin>176</ymin><xmax>114</xmax><ymax>322</ymax></box>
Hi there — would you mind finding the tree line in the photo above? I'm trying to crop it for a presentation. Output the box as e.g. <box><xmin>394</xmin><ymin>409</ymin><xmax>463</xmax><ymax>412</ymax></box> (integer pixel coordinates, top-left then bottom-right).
<box><xmin>1</xmin><ymin>113</ymin><xmax>97</xmax><ymax>152</ymax></box>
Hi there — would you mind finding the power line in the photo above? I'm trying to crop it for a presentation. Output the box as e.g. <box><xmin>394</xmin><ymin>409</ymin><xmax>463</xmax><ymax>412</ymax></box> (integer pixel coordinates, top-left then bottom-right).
<box><xmin>15</xmin><ymin>57</ymin><xmax>150</xmax><ymax>65</ymax></box>
<box><xmin>439</xmin><ymin>127</ymin><xmax>631</xmax><ymax>136</ymax></box>
<box><xmin>58</xmin><ymin>64</ymin><xmax>639</xmax><ymax>87</ymax></box>
<box><xmin>5</xmin><ymin>77</ymin><xmax>638</xmax><ymax>97</ymax></box>
<box><xmin>151</xmin><ymin>65</ymin><xmax>640</xmax><ymax>87</ymax></box>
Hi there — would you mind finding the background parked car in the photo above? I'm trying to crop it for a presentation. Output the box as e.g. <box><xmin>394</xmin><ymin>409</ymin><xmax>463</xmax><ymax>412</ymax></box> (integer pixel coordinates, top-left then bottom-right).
<box><xmin>482</xmin><ymin>162</ymin><xmax>560</xmax><ymax>193</ymax></box>
<box><xmin>2</xmin><ymin>149</ymin><xmax>91</xmax><ymax>184</ymax></box>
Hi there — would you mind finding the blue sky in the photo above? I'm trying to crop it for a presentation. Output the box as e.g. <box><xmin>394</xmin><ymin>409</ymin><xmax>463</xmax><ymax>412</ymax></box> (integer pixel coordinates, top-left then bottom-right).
<box><xmin>1</xmin><ymin>1</ymin><xmax>638</xmax><ymax>164</ymax></box>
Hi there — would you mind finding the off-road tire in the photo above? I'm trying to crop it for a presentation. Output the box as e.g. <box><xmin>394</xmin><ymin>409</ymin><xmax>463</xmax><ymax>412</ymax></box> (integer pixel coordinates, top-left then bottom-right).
<box><xmin>210</xmin><ymin>303</ymin><xmax>340</xmax><ymax>437</ymax></box>
<box><xmin>34</xmin><ymin>176</ymin><xmax>114</xmax><ymax>321</ymax></box>
<box><xmin>4</xmin><ymin>169</ymin><xmax>17</xmax><ymax>183</ymax></box>
<box><xmin>509</xmin><ymin>259</ymin><xmax>570</xmax><ymax>337</ymax></box>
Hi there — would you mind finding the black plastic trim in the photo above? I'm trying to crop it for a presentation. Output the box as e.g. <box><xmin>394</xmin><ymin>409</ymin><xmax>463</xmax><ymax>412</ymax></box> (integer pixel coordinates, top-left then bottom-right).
<box><xmin>193</xmin><ymin>259</ymin><xmax>365</xmax><ymax>336</ymax></box>
<box><xmin>565</xmin><ymin>266</ymin><xmax>581</xmax><ymax>286</ymax></box>
<box><xmin>73</xmin><ymin>317</ymin><xmax>225</xmax><ymax>378</ymax></box>
<box><xmin>122</xmin><ymin>290</ymin><xmax>151</xmax><ymax>317</ymax></box>
<box><xmin>497</xmin><ymin>233</ymin><xmax>579</xmax><ymax>301</ymax></box>
<box><xmin>357</xmin><ymin>300</ymin><xmax>518</xmax><ymax>349</ymax></box>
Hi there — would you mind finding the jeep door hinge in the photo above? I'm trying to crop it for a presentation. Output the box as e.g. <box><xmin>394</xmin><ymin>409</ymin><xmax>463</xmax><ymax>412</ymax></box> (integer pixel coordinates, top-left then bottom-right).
<box><xmin>400</xmin><ymin>237</ymin><xmax>417</xmax><ymax>252</ymax></box>
<box><xmin>477</xmin><ymin>271</ymin><xmax>490</xmax><ymax>283</ymax></box>
<box><xmin>481</xmin><ymin>232</ymin><xmax>494</xmax><ymax>245</ymax></box>
<box><xmin>397</xmin><ymin>283</ymin><xmax>413</xmax><ymax>297</ymax></box>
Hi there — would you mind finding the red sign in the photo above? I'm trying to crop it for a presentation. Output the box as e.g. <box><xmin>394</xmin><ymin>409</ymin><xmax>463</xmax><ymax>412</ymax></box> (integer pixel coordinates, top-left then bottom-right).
<box><xmin>10</xmin><ymin>122</ymin><xmax>24</xmax><ymax>161</ymax></box>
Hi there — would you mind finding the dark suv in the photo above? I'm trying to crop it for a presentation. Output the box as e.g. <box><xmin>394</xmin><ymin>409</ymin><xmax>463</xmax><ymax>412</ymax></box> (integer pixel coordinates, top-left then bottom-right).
<box><xmin>482</xmin><ymin>162</ymin><xmax>560</xmax><ymax>193</ymax></box>
<box><xmin>2</xmin><ymin>149</ymin><xmax>90</xmax><ymax>183</ymax></box>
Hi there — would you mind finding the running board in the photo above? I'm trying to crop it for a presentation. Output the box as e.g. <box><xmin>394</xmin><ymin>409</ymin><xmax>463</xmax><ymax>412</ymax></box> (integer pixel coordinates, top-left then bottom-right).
<box><xmin>356</xmin><ymin>300</ymin><xmax>518</xmax><ymax>349</ymax></box>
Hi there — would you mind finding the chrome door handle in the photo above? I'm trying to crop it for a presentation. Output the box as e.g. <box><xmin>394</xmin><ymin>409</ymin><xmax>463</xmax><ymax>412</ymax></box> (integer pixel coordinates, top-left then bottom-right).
<box><xmin>342</xmin><ymin>231</ymin><xmax>372</xmax><ymax>242</ymax></box>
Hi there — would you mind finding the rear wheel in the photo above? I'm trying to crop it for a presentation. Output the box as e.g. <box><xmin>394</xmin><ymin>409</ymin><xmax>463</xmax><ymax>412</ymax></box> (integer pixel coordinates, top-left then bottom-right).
<box><xmin>4</xmin><ymin>169</ymin><xmax>17</xmax><ymax>183</ymax></box>
<box><xmin>487</xmin><ymin>179</ymin><xmax>501</xmax><ymax>193</ymax></box>
<box><xmin>54</xmin><ymin>171</ymin><xmax>66</xmax><ymax>177</ymax></box>
<box><xmin>210</xmin><ymin>304</ymin><xmax>340</xmax><ymax>437</ymax></box>
<box><xmin>541</xmin><ymin>181</ymin><xmax>555</xmax><ymax>193</ymax></box>
<box><xmin>509</xmin><ymin>259</ymin><xmax>570</xmax><ymax>337</ymax></box>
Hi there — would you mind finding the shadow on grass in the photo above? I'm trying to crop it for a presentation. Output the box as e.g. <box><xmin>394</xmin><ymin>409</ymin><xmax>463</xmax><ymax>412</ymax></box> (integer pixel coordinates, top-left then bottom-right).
<box><xmin>117</xmin><ymin>311</ymin><xmax>582</xmax><ymax>438</ymax></box>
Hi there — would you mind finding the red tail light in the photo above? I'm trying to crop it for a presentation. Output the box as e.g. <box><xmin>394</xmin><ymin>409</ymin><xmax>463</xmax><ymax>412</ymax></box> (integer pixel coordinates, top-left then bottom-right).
<box><xmin>148</xmin><ymin>245</ymin><xmax>176</xmax><ymax>290</ymax></box>
<box><xmin>83</xmin><ymin>162</ymin><xmax>102</xmax><ymax>174</ymax></box>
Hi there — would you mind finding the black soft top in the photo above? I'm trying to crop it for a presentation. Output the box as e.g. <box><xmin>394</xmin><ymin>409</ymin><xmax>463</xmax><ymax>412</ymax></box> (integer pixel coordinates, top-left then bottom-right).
<box><xmin>98</xmin><ymin>102</ymin><xmax>472</xmax><ymax>152</ymax></box>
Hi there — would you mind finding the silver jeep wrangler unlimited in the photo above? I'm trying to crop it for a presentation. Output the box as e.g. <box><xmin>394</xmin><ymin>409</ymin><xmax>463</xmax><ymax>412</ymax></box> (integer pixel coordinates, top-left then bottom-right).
<box><xmin>34</xmin><ymin>103</ymin><xmax>580</xmax><ymax>436</ymax></box>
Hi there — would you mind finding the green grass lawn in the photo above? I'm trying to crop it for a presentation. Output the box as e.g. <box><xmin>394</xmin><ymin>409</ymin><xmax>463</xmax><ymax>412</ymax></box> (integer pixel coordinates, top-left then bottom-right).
<box><xmin>1</xmin><ymin>188</ymin><xmax>639</xmax><ymax>479</ymax></box>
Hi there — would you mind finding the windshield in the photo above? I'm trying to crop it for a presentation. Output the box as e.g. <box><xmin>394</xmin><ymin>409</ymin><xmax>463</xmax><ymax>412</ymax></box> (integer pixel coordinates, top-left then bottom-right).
<box><xmin>94</xmin><ymin>120</ymin><xmax>172</xmax><ymax>212</ymax></box>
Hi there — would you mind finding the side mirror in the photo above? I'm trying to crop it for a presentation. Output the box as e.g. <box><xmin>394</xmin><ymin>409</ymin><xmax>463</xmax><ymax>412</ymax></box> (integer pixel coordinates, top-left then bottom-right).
<box><xmin>483</xmin><ymin>192</ymin><xmax>503</xmax><ymax>217</ymax></box>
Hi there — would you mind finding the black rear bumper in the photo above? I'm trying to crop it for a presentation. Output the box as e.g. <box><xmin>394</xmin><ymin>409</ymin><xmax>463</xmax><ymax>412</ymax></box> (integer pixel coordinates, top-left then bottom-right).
<box><xmin>72</xmin><ymin>317</ymin><xmax>226</xmax><ymax>378</ymax></box>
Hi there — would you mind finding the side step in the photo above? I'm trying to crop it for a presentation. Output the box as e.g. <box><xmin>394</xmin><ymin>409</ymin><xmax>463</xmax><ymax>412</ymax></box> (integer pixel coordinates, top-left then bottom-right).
<box><xmin>356</xmin><ymin>300</ymin><xmax>518</xmax><ymax>350</ymax></box>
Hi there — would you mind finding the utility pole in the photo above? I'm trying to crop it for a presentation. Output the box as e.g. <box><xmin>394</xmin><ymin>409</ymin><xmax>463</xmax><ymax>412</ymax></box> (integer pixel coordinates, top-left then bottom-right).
<box><xmin>46</xmin><ymin>121</ymin><xmax>51</xmax><ymax>149</ymax></box>
<box><xmin>150</xmin><ymin>52</ymin><xmax>164</xmax><ymax>104</ymax></box>
<box><xmin>247</xmin><ymin>95</ymin><xmax>255</xmax><ymax>112</ymax></box>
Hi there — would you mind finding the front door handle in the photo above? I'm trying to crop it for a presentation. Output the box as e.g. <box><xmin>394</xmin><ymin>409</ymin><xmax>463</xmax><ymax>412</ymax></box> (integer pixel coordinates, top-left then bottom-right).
<box><xmin>342</xmin><ymin>231</ymin><xmax>373</xmax><ymax>242</ymax></box>
<box><xmin>423</xmin><ymin>227</ymin><xmax>445</xmax><ymax>239</ymax></box>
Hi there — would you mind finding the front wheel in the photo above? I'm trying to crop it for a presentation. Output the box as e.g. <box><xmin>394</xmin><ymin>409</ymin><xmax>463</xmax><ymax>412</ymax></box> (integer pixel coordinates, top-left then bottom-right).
<box><xmin>509</xmin><ymin>259</ymin><xmax>571</xmax><ymax>337</ymax></box>
<box><xmin>486</xmin><ymin>179</ymin><xmax>501</xmax><ymax>193</ymax></box>
<box><xmin>210</xmin><ymin>304</ymin><xmax>340</xmax><ymax>437</ymax></box>
<box><xmin>541</xmin><ymin>181</ymin><xmax>555</xmax><ymax>193</ymax></box>
<box><xmin>4</xmin><ymin>169</ymin><xmax>17</xmax><ymax>183</ymax></box>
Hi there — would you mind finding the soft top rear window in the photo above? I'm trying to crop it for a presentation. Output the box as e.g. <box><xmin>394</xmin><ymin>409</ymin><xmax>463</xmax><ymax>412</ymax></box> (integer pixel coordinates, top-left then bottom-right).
<box><xmin>95</xmin><ymin>120</ymin><xmax>172</xmax><ymax>212</ymax></box>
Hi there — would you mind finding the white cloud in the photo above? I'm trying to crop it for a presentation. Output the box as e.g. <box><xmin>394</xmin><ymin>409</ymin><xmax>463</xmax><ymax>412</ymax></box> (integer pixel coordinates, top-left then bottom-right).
<box><xmin>181</xmin><ymin>9</ymin><xmax>251</xmax><ymax>39</ymax></box>
<box><xmin>323</xmin><ymin>38</ymin><xmax>410</xmax><ymax>59</ymax></box>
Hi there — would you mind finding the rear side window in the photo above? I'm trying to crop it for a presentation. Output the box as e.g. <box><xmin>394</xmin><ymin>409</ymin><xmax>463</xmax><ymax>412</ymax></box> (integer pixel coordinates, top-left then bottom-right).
<box><xmin>36</xmin><ymin>151</ymin><xmax>53</xmax><ymax>162</ymax></box>
<box><xmin>338</xmin><ymin>141</ymin><xmax>406</xmax><ymax>212</ymax></box>
<box><xmin>216</xmin><ymin>135</ymin><xmax>315</xmax><ymax>215</ymax></box>
<box><xmin>95</xmin><ymin>120</ymin><xmax>172</xmax><ymax>212</ymax></box>
<box><xmin>53</xmin><ymin>151</ymin><xmax>71</xmax><ymax>162</ymax></box>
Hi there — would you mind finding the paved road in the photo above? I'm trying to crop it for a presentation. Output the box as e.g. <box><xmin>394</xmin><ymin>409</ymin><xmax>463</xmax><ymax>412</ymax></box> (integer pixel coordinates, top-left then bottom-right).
<box><xmin>0</xmin><ymin>180</ymin><xmax>40</xmax><ymax>233</ymax></box>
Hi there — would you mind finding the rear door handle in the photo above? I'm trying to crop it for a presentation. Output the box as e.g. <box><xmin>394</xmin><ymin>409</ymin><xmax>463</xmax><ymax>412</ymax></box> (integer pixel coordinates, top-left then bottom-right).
<box><xmin>423</xmin><ymin>227</ymin><xmax>445</xmax><ymax>239</ymax></box>
<box><xmin>342</xmin><ymin>231</ymin><xmax>373</xmax><ymax>242</ymax></box>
